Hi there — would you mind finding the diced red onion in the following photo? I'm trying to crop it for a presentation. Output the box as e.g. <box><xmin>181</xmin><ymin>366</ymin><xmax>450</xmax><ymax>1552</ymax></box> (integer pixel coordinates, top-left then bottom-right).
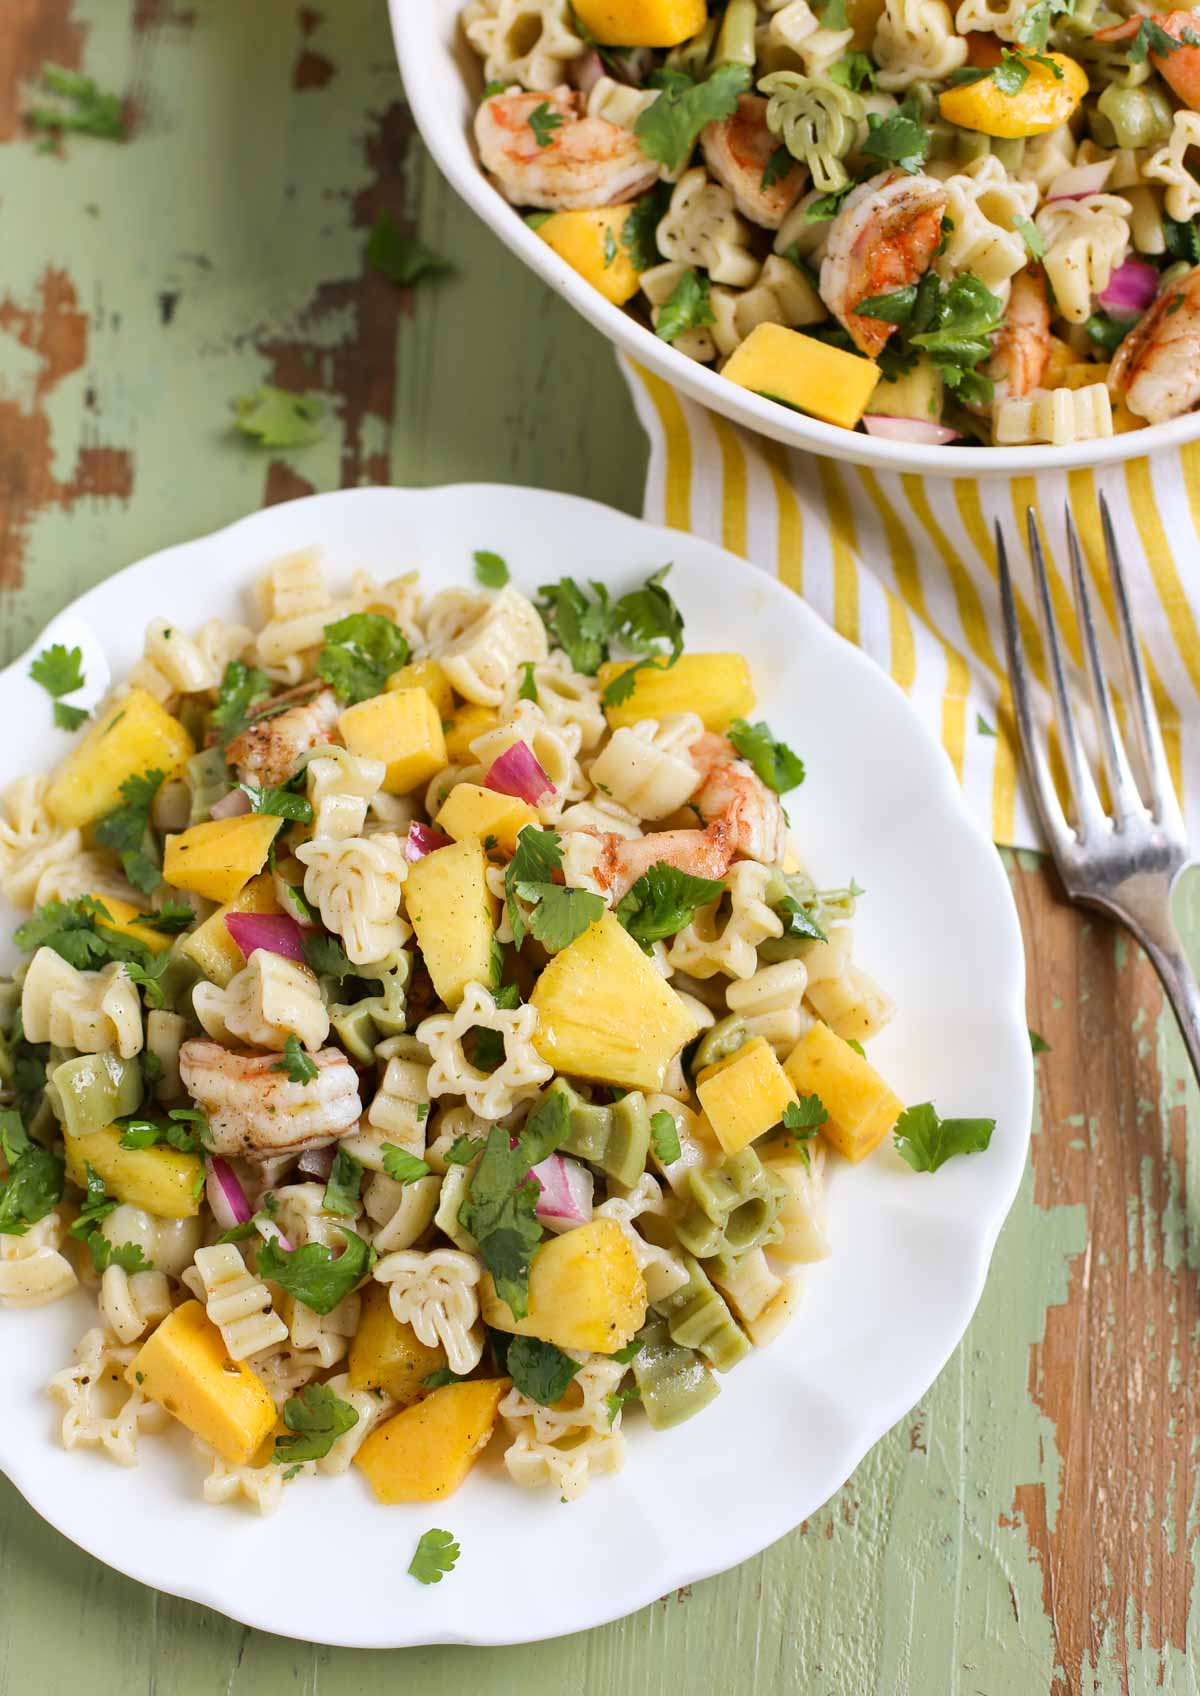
<box><xmin>297</xmin><ymin>1145</ymin><xmax>336</xmax><ymax>1180</ymax></box>
<box><xmin>571</xmin><ymin>47</ymin><xmax>605</xmax><ymax>95</ymax></box>
<box><xmin>405</xmin><ymin>821</ymin><xmax>453</xmax><ymax>861</ymax></box>
<box><xmin>862</xmin><ymin>415</ymin><xmax>961</xmax><ymax>446</ymax></box>
<box><xmin>530</xmin><ymin>1153</ymin><xmax>594</xmax><ymax>1232</ymax></box>
<box><xmin>210</xmin><ymin>787</ymin><xmax>251</xmax><ymax>820</ymax></box>
<box><xmin>1046</xmin><ymin>162</ymin><xmax>1113</xmax><ymax>203</ymax></box>
<box><xmin>483</xmin><ymin>740</ymin><xmax>555</xmax><ymax>804</ymax></box>
<box><xmin>206</xmin><ymin>1157</ymin><xmax>252</xmax><ymax>1229</ymax></box>
<box><xmin>1097</xmin><ymin>257</ymin><xmax>1159</xmax><ymax>319</ymax></box>
<box><xmin>225</xmin><ymin>911</ymin><xmax>307</xmax><ymax>963</ymax></box>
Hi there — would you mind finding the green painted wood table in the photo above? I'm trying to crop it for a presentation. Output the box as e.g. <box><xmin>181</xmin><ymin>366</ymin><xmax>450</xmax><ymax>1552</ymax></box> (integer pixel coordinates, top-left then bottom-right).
<box><xmin>2</xmin><ymin>5</ymin><xmax>1199</xmax><ymax>1692</ymax></box>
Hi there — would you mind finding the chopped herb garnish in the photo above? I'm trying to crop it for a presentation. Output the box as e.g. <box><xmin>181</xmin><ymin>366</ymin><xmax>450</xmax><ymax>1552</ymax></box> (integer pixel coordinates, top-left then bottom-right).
<box><xmin>273</xmin><ymin>1381</ymin><xmax>358</xmax><ymax>1465</ymax></box>
<box><xmin>649</xmin><ymin>1109</ymin><xmax>682</xmax><ymax>1166</ymax></box>
<box><xmin>408</xmin><ymin>1528</ymin><xmax>459</xmax><ymax>1585</ymax></box>
<box><xmin>367</xmin><ymin>209</ymin><xmax>451</xmax><ymax>286</ymax></box>
<box><xmin>232</xmin><ymin>386</ymin><xmax>325</xmax><ymax>449</ymax></box>
<box><xmin>316</xmin><ymin>611</ymin><xmax>409</xmax><ymax>704</ymax></box>
<box><xmin>473</xmin><ymin>550</ymin><xmax>509</xmax><ymax>589</ymax></box>
<box><xmin>272</xmin><ymin>1034</ymin><xmax>318</xmax><ymax>1086</ymax></box>
<box><xmin>616</xmin><ymin>862</ymin><xmax>724</xmax><ymax>952</ymax></box>
<box><xmin>893</xmin><ymin>1102</ymin><xmax>995</xmax><ymax>1173</ymax></box>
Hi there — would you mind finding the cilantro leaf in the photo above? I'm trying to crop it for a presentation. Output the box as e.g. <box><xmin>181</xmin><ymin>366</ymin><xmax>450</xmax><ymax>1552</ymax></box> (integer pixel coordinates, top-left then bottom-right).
<box><xmin>323</xmin><ymin>1147</ymin><xmax>364</xmax><ymax>1216</ymax></box>
<box><xmin>459</xmin><ymin>1092</ymin><xmax>570</xmax><ymax>1317</ymax></box>
<box><xmin>409</xmin><ymin>1528</ymin><xmax>459</xmax><ymax>1585</ymax></box>
<box><xmin>137</xmin><ymin>898</ymin><xmax>195</xmax><ymax>934</ymax></box>
<box><xmin>760</xmin><ymin>143</ymin><xmax>793</xmax><ymax>191</ymax></box>
<box><xmin>528</xmin><ymin>101</ymin><xmax>564</xmax><ymax>146</ymax></box>
<box><xmin>232</xmin><ymin>386</ymin><xmax>325</xmax><ymax>449</ymax></box>
<box><xmin>422</xmin><ymin>1367</ymin><xmax>468</xmax><ymax>1389</ymax></box>
<box><xmin>93</xmin><ymin>768</ymin><xmax>165</xmax><ymax>894</ymax></box>
<box><xmin>367</xmin><ymin>209</ymin><xmax>451</xmax><ymax>286</ymax></box>
<box><xmin>515</xmin><ymin>881</ymin><xmax>606</xmax><ymax>954</ymax></box>
<box><xmin>0</xmin><ymin>1112</ymin><xmax>63</xmax><ymax>1237</ymax></box>
<box><xmin>518</xmin><ymin>661</ymin><xmax>539</xmax><ymax>702</ymax></box>
<box><xmin>1085</xmin><ymin>311</ymin><xmax>1129</xmax><ymax>355</ymax></box>
<box><xmin>256</xmin><ymin>1228</ymin><xmax>374</xmax><ymax>1315</ymax></box>
<box><xmin>536</xmin><ymin>577</ymin><xmax>615</xmax><ymax>675</ymax></box>
<box><xmin>211</xmin><ymin>660</ymin><xmax>272</xmax><ymax>742</ymax></box>
<box><xmin>635</xmin><ymin>62</ymin><xmax>751</xmax><ymax>174</ymax></box>
<box><xmin>444</xmin><ymin>1135</ymin><xmax>485</xmax><ymax>1166</ymax></box>
<box><xmin>1015</xmin><ymin>0</ymin><xmax>1074</xmax><ymax>52</ymax></box>
<box><xmin>621</xmin><ymin>186</ymin><xmax>670</xmax><ymax>271</ymax></box>
<box><xmin>1029</xmin><ymin>1028</ymin><xmax>1051</xmax><ymax>1055</ymax></box>
<box><xmin>89</xmin><ymin>1236</ymin><xmax>152</xmax><ymax>1274</ymax></box>
<box><xmin>782</xmin><ymin>1094</ymin><xmax>827</xmax><ymax>1165</ymax></box>
<box><xmin>606</xmin><ymin>1385</ymin><xmax>640</xmax><ymax>1426</ymax></box>
<box><xmin>893</xmin><ymin>1102</ymin><xmax>995</xmax><ymax>1173</ymax></box>
<box><xmin>473</xmin><ymin>549</ymin><xmax>509</xmax><ymax>588</ymax></box>
<box><xmin>316</xmin><ymin>611</ymin><xmax>409</xmax><ymax>704</ymax></box>
<box><xmin>53</xmin><ymin>701</ymin><xmax>90</xmax><ymax>732</ymax></box>
<box><xmin>302</xmin><ymin>932</ymin><xmax>358</xmax><ymax>980</ymax></box>
<box><xmin>14</xmin><ymin>895</ymin><xmax>153</xmax><ymax>972</ymax></box>
<box><xmin>1014</xmin><ymin>215</ymin><xmax>1045</xmax><ymax>260</ymax></box>
<box><xmin>271</xmin><ymin>1033</ymin><xmax>318</xmax><ymax>1086</ymax></box>
<box><xmin>241</xmin><ymin>782</ymin><xmax>313</xmax><ymax>824</ymax></box>
<box><xmin>504</xmin><ymin>824</ymin><xmax>563</xmax><ymax>948</ymax></box>
<box><xmin>67</xmin><ymin>1163</ymin><xmax>117</xmax><ymax>1241</ymax></box>
<box><xmin>506</xmin><ymin>1336</ymin><xmax>580</xmax><ymax>1406</ymax></box>
<box><xmin>381</xmin><ymin>1145</ymin><xmax>432</xmax><ymax>1185</ymax></box>
<box><xmin>613</xmin><ymin>566</ymin><xmax>684</xmax><ymax>662</ymax></box>
<box><xmin>30</xmin><ymin>643</ymin><xmax>85</xmax><ymax>710</ymax></box>
<box><xmin>616</xmin><ymin>862</ymin><xmax>724</xmax><ymax>951</ymax></box>
<box><xmin>829</xmin><ymin>50</ymin><xmax>876</xmax><ymax>91</ymax></box>
<box><xmin>165</xmin><ymin>1106</ymin><xmax>210</xmax><ymax>1152</ymax></box>
<box><xmin>727</xmin><ymin>718</ymin><xmax>805</xmax><ymax>793</ymax></box>
<box><xmin>649</xmin><ymin>1109</ymin><xmax>681</xmax><ymax>1166</ymax></box>
<box><xmin>273</xmin><ymin>1381</ymin><xmax>359</xmax><ymax>1465</ymax></box>
<box><xmin>28</xmin><ymin>64</ymin><xmax>124</xmax><ymax>141</ymax></box>
<box><xmin>655</xmin><ymin>268</ymin><xmax>715</xmax><ymax>345</ymax></box>
<box><xmin>601</xmin><ymin>654</ymin><xmax>664</xmax><ymax>708</ymax></box>
<box><xmin>610</xmin><ymin>1337</ymin><xmax>645</xmax><ymax>1365</ymax></box>
<box><xmin>1127</xmin><ymin>16</ymin><xmax>1200</xmax><ymax>63</ymax></box>
<box><xmin>862</xmin><ymin>96</ymin><xmax>928</xmax><ymax>175</ymax></box>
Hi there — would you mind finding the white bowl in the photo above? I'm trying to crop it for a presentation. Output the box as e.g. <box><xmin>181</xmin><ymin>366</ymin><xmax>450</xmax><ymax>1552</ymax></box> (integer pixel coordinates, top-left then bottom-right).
<box><xmin>391</xmin><ymin>0</ymin><xmax>1197</xmax><ymax>478</ymax></box>
<box><xmin>0</xmin><ymin>484</ymin><xmax>1031</xmax><ymax>1646</ymax></box>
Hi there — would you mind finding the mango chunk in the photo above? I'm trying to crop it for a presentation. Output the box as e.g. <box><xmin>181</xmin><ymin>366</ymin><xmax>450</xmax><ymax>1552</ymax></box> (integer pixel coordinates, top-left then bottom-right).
<box><xmin>91</xmin><ymin>893</ymin><xmax>175</xmax><ymax>957</ymax></box>
<box><xmin>723</xmin><ymin>323</ymin><xmax>881</xmax><ymax>430</ymax></box>
<box><xmin>570</xmin><ymin>0</ymin><xmax>705</xmax><ymax>47</ymax></box>
<box><xmin>348</xmin><ymin>1283</ymin><xmax>447</xmax><ymax>1406</ymax></box>
<box><xmin>404</xmin><ymin>839</ymin><xmax>495</xmax><ymax>1010</ymax></box>
<box><xmin>537</xmin><ymin>206</ymin><xmax>642</xmax><ymax>305</ymax></box>
<box><xmin>354</xmin><ymin>1379</ymin><xmax>509</xmax><ymax>1503</ymax></box>
<box><xmin>597</xmin><ymin>651</ymin><xmax>755</xmax><ymax>732</ymax></box>
<box><xmin>338</xmin><ymin>687</ymin><xmax>446</xmax><ymax>796</ymax></box>
<box><xmin>178</xmin><ymin>872</ymin><xmax>280</xmax><ymax>987</ymax></box>
<box><xmin>784</xmin><ymin>1021</ymin><xmax>904</xmax><ymax>1162</ymax></box>
<box><xmin>436</xmin><ymin>782</ymin><xmax>538</xmax><ymax>855</ymax></box>
<box><xmin>696</xmin><ymin>1035</ymin><xmax>798</xmax><ymax>1155</ymax></box>
<box><xmin>46</xmin><ymin>688</ymin><xmax>195</xmax><ymax>828</ymax></box>
<box><xmin>482</xmin><ymin>1218</ymin><xmax>647</xmax><ymax>1352</ymax></box>
<box><xmin>126</xmin><ymin>1301</ymin><xmax>276</xmax><ymax>1466</ymax></box>
<box><xmin>938</xmin><ymin>52</ymin><xmax>1087</xmax><ymax>137</ymax></box>
<box><xmin>163</xmin><ymin>814</ymin><xmax>282</xmax><ymax>904</ymax></box>
<box><xmin>530</xmin><ymin>912</ymin><xmax>704</xmax><ymax>1091</ymax></box>
<box><xmin>65</xmin><ymin>1126</ymin><xmax>203</xmax><ymax>1219</ymax></box>
<box><xmin>387</xmin><ymin>657</ymin><xmax>454</xmax><ymax>719</ymax></box>
<box><xmin>442</xmin><ymin>703</ymin><xmax>499</xmax><ymax>764</ymax></box>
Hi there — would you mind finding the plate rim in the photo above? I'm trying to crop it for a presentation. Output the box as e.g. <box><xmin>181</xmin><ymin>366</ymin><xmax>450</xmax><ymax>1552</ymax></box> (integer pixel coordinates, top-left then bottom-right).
<box><xmin>391</xmin><ymin>0</ymin><xmax>1200</xmax><ymax>479</ymax></box>
<box><xmin>0</xmin><ymin>484</ymin><xmax>1032</xmax><ymax>1647</ymax></box>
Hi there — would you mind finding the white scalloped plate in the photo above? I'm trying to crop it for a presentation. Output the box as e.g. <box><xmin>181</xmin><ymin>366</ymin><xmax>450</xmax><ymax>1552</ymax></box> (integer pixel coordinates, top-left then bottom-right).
<box><xmin>0</xmin><ymin>486</ymin><xmax>1030</xmax><ymax>1647</ymax></box>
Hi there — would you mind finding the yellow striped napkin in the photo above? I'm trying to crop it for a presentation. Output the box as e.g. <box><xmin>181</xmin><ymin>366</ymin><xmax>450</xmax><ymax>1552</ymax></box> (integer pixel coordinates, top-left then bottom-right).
<box><xmin>621</xmin><ymin>356</ymin><xmax>1200</xmax><ymax>850</ymax></box>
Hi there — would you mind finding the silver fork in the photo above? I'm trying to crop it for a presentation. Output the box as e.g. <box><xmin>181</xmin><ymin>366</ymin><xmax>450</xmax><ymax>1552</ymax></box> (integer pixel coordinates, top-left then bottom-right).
<box><xmin>996</xmin><ymin>499</ymin><xmax>1200</xmax><ymax>1085</ymax></box>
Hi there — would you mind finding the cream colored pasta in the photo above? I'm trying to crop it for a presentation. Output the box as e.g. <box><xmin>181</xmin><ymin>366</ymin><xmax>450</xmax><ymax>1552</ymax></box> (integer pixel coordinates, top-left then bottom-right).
<box><xmin>418</xmin><ymin>980</ymin><xmax>553</xmax><ymax>1119</ymax></box>
<box><xmin>305</xmin><ymin>745</ymin><xmax>386</xmax><ymax>841</ymax></box>
<box><xmin>189</xmin><ymin>1243</ymin><xmax>289</xmax><ymax>1360</ymax></box>
<box><xmin>995</xmin><ymin>382</ymin><xmax>1115</xmax><ymax>446</ymax></box>
<box><xmin>194</xmin><ymin>951</ymin><xmax>329</xmax><ymax>1052</ymax></box>
<box><xmin>461</xmin><ymin>0</ymin><xmax>583</xmax><ymax>92</ymax></box>
<box><xmin>1034</xmin><ymin>193</ymin><xmax>1132</xmax><ymax>324</ymax></box>
<box><xmin>373</xmin><ymin>1247</ymin><xmax>484</xmax><ymax>1376</ymax></box>
<box><xmin>0</xmin><ymin>1212</ymin><xmax>76</xmax><ymax>1307</ymax></box>
<box><xmin>296</xmin><ymin>831</ymin><xmax>410</xmax><ymax>965</ymax></box>
<box><xmin>873</xmin><ymin>0</ymin><xmax>967</xmax><ymax>92</ymax></box>
<box><xmin>587</xmin><ymin>714</ymin><xmax>702</xmax><ymax>821</ymax></box>
<box><xmin>431</xmin><ymin>585</ymin><xmax>548</xmax><ymax>705</ymax></box>
<box><xmin>668</xmin><ymin>861</ymin><xmax>784</xmax><ymax>981</ymax></box>
<box><xmin>21</xmin><ymin>948</ymin><xmax>143</xmax><ymax>1057</ymax></box>
<box><xmin>656</xmin><ymin>168</ymin><xmax>760</xmax><ymax>289</ymax></box>
<box><xmin>48</xmin><ymin>1327</ymin><xmax>167</xmax><ymax>1467</ymax></box>
<box><xmin>98</xmin><ymin>1266</ymin><xmax>171</xmax><ymax>1346</ymax></box>
<box><xmin>0</xmin><ymin>776</ymin><xmax>84</xmax><ymax>909</ymax></box>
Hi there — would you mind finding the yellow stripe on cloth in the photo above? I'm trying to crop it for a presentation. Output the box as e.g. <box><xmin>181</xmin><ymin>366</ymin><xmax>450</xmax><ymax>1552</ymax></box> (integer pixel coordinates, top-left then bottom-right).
<box><xmin>620</xmin><ymin>354</ymin><xmax>1200</xmax><ymax>852</ymax></box>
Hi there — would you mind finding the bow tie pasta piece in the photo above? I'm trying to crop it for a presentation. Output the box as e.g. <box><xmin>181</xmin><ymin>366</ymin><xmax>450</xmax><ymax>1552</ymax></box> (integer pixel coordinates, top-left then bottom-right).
<box><xmin>362</xmin><ymin>1170</ymin><xmax>442</xmax><ymax>1254</ymax></box>
<box><xmin>305</xmin><ymin>745</ymin><xmax>386</xmax><ymax>840</ymax></box>
<box><xmin>762</xmin><ymin>0</ymin><xmax>855</xmax><ymax>78</ymax></box>
<box><xmin>709</xmin><ymin>255</ymin><xmax>827</xmax><ymax>360</ymax></box>
<box><xmin>1145</xmin><ymin>110</ymin><xmax>1200</xmax><ymax>223</ymax></box>
<box><xmin>193</xmin><ymin>951</ymin><xmax>329</xmax><ymax>1052</ymax></box>
<box><xmin>667</xmin><ymin>860</ymin><xmax>784</xmax><ymax>983</ymax></box>
<box><xmin>1033</xmin><ymin>193</ymin><xmax>1132</xmax><ymax>324</ymax></box>
<box><xmin>127</xmin><ymin>615</ymin><xmax>252</xmax><ymax>705</ymax></box>
<box><xmin>499</xmin><ymin>1352</ymin><xmax>630</xmax><ymax>1499</ymax></box>
<box><xmin>22</xmin><ymin>948</ymin><xmax>143</xmax><ymax>1058</ymax></box>
<box><xmin>252</xmin><ymin>549</ymin><xmax>341</xmax><ymax>681</ymax></box>
<box><xmin>674</xmin><ymin>1145</ymin><xmax>789</xmax><ymax>1260</ymax></box>
<box><xmin>653</xmin><ymin>1255</ymin><xmax>752</xmax><ymax>1371</ymax></box>
<box><xmin>933</xmin><ymin>154</ymin><xmax>1039</xmax><ymax>301</ymax></box>
<box><xmin>198</xmin><ymin>1444</ymin><xmax>307</xmax><ymax>1515</ymax></box>
<box><xmin>995</xmin><ymin>383</ymin><xmax>1115</xmax><ymax>447</ymax></box>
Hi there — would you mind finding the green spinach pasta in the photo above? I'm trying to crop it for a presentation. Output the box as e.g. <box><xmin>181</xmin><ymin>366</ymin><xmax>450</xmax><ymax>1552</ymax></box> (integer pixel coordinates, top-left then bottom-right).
<box><xmin>461</xmin><ymin>0</ymin><xmax>1200</xmax><ymax>446</ymax></box>
<box><xmin>1</xmin><ymin>551</ymin><xmax>938</xmax><ymax>1520</ymax></box>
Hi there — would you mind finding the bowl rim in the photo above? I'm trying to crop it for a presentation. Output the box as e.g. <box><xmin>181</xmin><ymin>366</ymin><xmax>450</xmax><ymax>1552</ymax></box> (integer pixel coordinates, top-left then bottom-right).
<box><xmin>391</xmin><ymin>0</ymin><xmax>1195</xmax><ymax>479</ymax></box>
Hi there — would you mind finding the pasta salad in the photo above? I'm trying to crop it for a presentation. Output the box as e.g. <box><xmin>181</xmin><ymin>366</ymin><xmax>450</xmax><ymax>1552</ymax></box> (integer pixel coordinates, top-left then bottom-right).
<box><xmin>0</xmin><ymin>549</ymin><xmax>988</xmax><ymax>1532</ymax></box>
<box><xmin>461</xmin><ymin>0</ymin><xmax>1200</xmax><ymax>447</ymax></box>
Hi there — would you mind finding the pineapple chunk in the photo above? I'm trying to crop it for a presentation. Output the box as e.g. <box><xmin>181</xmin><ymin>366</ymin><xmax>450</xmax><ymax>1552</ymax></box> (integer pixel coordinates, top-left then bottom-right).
<box><xmin>91</xmin><ymin>893</ymin><xmax>175</xmax><ymax>956</ymax></box>
<box><xmin>355</xmin><ymin>1379</ymin><xmax>509</xmax><ymax>1503</ymax></box>
<box><xmin>404</xmin><ymin>839</ymin><xmax>495</xmax><ymax>1010</ymax></box>
<box><xmin>530</xmin><ymin>913</ymin><xmax>704</xmax><ymax>1090</ymax></box>
<box><xmin>387</xmin><ymin>657</ymin><xmax>453</xmax><ymax>719</ymax></box>
<box><xmin>482</xmin><ymin>1219</ymin><xmax>647</xmax><ymax>1352</ymax></box>
<box><xmin>597</xmin><ymin>653</ymin><xmax>755</xmax><ymax>732</ymax></box>
<box><xmin>570</xmin><ymin>0</ymin><xmax>705</xmax><ymax>46</ymax></box>
<box><xmin>696</xmin><ymin>1036</ymin><xmax>798</xmax><ymax>1155</ymax></box>
<box><xmin>64</xmin><ymin>1126</ymin><xmax>203</xmax><ymax>1219</ymax></box>
<box><xmin>442</xmin><ymin>702</ymin><xmax>498</xmax><ymax>764</ymax></box>
<box><xmin>435</xmin><ymin>782</ymin><xmax>538</xmax><ymax>855</ymax></box>
<box><xmin>537</xmin><ymin>207</ymin><xmax>642</xmax><ymax>306</ymax></box>
<box><xmin>348</xmin><ymin>1283</ymin><xmax>447</xmax><ymax>1405</ymax></box>
<box><xmin>723</xmin><ymin>323</ymin><xmax>881</xmax><ymax>430</ymax></box>
<box><xmin>163</xmin><ymin>814</ymin><xmax>282</xmax><ymax>904</ymax></box>
<box><xmin>126</xmin><ymin>1301</ymin><xmax>276</xmax><ymax>1466</ymax></box>
<box><xmin>338</xmin><ymin>687</ymin><xmax>446</xmax><ymax>796</ymax></box>
<box><xmin>46</xmin><ymin>688</ymin><xmax>195</xmax><ymax>827</ymax></box>
<box><xmin>784</xmin><ymin>1021</ymin><xmax>903</xmax><ymax>1162</ymax></box>
<box><xmin>178</xmin><ymin>872</ymin><xmax>280</xmax><ymax>987</ymax></box>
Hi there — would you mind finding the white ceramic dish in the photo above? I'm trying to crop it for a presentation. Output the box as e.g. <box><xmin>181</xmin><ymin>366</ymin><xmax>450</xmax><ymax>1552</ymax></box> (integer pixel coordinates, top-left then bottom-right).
<box><xmin>391</xmin><ymin>0</ymin><xmax>1198</xmax><ymax>478</ymax></box>
<box><xmin>0</xmin><ymin>485</ymin><xmax>1031</xmax><ymax>1646</ymax></box>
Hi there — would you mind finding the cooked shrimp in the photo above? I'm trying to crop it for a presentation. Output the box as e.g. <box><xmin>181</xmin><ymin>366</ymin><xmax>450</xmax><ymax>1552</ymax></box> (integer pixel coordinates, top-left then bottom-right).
<box><xmin>988</xmin><ymin>267</ymin><xmax>1051</xmax><ymax>404</ymax></box>
<box><xmin>179</xmin><ymin>1041</ymin><xmax>361</xmax><ymax>1159</ymax></box>
<box><xmin>474</xmin><ymin>86</ymin><xmax>658</xmax><ymax>212</ymax></box>
<box><xmin>1108</xmin><ymin>263</ymin><xmax>1199</xmax><ymax>424</ymax></box>
<box><xmin>701</xmin><ymin>95</ymin><xmax>806</xmax><ymax>230</ymax></box>
<box><xmin>592</xmin><ymin>823</ymin><xmax>735</xmax><ymax>903</ymax></box>
<box><xmin>225</xmin><ymin>687</ymin><xmax>340</xmax><ymax>790</ymax></box>
<box><xmin>1096</xmin><ymin>13</ymin><xmax>1200</xmax><ymax>109</ymax></box>
<box><xmin>820</xmin><ymin>170</ymin><xmax>949</xmax><ymax>357</ymax></box>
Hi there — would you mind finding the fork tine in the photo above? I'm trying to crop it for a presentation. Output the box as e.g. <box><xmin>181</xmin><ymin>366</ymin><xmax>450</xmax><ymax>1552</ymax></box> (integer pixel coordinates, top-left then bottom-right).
<box><xmin>995</xmin><ymin>519</ymin><xmax>1073</xmax><ymax>850</ymax></box>
<box><xmin>1023</xmin><ymin>506</ymin><xmax>1107</xmax><ymax>839</ymax></box>
<box><xmin>1062</xmin><ymin>505</ymin><xmax>1145</xmax><ymax>824</ymax></box>
<box><xmin>1098</xmin><ymin>492</ymin><xmax>1182</xmax><ymax>829</ymax></box>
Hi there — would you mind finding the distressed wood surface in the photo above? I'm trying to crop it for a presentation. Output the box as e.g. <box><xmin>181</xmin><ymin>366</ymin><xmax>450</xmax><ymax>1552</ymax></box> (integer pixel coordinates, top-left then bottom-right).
<box><xmin>2</xmin><ymin>5</ymin><xmax>1199</xmax><ymax>1692</ymax></box>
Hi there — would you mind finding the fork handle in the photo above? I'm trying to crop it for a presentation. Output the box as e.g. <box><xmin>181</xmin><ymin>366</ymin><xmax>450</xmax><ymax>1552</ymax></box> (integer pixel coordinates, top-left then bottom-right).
<box><xmin>1140</xmin><ymin>931</ymin><xmax>1200</xmax><ymax>1088</ymax></box>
